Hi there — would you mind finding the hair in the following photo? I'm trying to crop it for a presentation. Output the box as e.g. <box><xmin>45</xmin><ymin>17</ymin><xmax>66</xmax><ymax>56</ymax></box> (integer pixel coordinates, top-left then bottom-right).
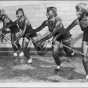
<box><xmin>75</xmin><ymin>3</ymin><xmax>88</xmax><ymax>15</ymax></box>
<box><xmin>46</xmin><ymin>7</ymin><xmax>57</xmax><ymax>17</ymax></box>
<box><xmin>16</xmin><ymin>8</ymin><xmax>24</xmax><ymax>16</ymax></box>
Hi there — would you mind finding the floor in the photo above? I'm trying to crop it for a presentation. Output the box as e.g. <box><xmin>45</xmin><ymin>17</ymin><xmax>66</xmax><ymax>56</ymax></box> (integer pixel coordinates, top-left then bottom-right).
<box><xmin>0</xmin><ymin>52</ymin><xmax>86</xmax><ymax>82</ymax></box>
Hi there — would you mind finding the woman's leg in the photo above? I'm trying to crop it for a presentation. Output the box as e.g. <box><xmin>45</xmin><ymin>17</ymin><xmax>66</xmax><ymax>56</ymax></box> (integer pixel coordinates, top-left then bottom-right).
<box><xmin>11</xmin><ymin>34</ymin><xmax>21</xmax><ymax>51</ymax></box>
<box><xmin>52</xmin><ymin>40</ymin><xmax>62</xmax><ymax>72</ymax></box>
<box><xmin>11</xmin><ymin>33</ymin><xmax>21</xmax><ymax>56</ymax></box>
<box><xmin>22</xmin><ymin>37</ymin><xmax>32</xmax><ymax>64</ymax></box>
<box><xmin>82</xmin><ymin>41</ymin><xmax>88</xmax><ymax>79</ymax></box>
<box><xmin>63</xmin><ymin>38</ymin><xmax>74</xmax><ymax>56</ymax></box>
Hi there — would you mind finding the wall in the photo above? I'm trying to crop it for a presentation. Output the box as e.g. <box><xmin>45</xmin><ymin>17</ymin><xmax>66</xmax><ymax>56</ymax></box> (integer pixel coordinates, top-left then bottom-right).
<box><xmin>0</xmin><ymin>1</ymin><xmax>87</xmax><ymax>48</ymax></box>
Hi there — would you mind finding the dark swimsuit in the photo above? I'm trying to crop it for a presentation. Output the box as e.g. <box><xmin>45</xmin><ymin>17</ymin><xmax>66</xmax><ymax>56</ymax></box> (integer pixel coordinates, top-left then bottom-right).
<box><xmin>79</xmin><ymin>18</ymin><xmax>88</xmax><ymax>42</ymax></box>
<box><xmin>15</xmin><ymin>20</ymin><xmax>36</xmax><ymax>39</ymax></box>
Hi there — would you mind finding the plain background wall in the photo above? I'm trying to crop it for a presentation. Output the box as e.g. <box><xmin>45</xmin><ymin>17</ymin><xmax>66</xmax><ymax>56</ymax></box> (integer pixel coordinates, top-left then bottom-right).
<box><xmin>0</xmin><ymin>1</ymin><xmax>88</xmax><ymax>48</ymax></box>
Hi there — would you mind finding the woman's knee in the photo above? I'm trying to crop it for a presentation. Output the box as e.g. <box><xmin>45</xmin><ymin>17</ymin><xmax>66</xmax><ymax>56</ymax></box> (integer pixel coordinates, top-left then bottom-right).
<box><xmin>53</xmin><ymin>41</ymin><xmax>60</xmax><ymax>55</ymax></box>
<box><xmin>83</xmin><ymin>41</ymin><xmax>88</xmax><ymax>55</ymax></box>
<box><xmin>22</xmin><ymin>39</ymin><xmax>29</xmax><ymax>48</ymax></box>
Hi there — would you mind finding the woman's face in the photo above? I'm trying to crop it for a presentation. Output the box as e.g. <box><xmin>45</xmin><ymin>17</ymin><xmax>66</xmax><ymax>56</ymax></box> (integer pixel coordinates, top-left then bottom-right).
<box><xmin>16</xmin><ymin>11</ymin><xmax>24</xmax><ymax>20</ymax></box>
<box><xmin>47</xmin><ymin>10</ymin><xmax>55</xmax><ymax>19</ymax></box>
<box><xmin>76</xmin><ymin>10</ymin><xmax>83</xmax><ymax>18</ymax></box>
<box><xmin>76</xmin><ymin>6</ymin><xmax>84</xmax><ymax>18</ymax></box>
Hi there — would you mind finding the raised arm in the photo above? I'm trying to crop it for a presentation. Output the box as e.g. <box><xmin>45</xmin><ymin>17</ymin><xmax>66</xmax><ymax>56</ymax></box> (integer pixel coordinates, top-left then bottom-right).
<box><xmin>55</xmin><ymin>19</ymin><xmax>78</xmax><ymax>40</ymax></box>
<box><xmin>36</xmin><ymin>18</ymin><xmax>64</xmax><ymax>43</ymax></box>
<box><xmin>35</xmin><ymin>20</ymin><xmax>47</xmax><ymax>32</ymax></box>
<box><xmin>65</xmin><ymin>19</ymin><xmax>78</xmax><ymax>32</ymax></box>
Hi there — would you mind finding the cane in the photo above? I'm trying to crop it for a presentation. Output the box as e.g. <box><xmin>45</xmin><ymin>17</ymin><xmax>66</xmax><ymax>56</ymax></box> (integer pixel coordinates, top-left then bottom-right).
<box><xmin>60</xmin><ymin>42</ymin><xmax>88</xmax><ymax>58</ymax></box>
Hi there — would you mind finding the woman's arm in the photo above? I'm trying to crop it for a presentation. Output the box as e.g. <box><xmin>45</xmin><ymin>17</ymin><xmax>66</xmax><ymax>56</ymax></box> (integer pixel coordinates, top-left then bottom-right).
<box><xmin>35</xmin><ymin>20</ymin><xmax>47</xmax><ymax>32</ymax></box>
<box><xmin>55</xmin><ymin>19</ymin><xmax>78</xmax><ymax>40</ymax></box>
<box><xmin>65</xmin><ymin>19</ymin><xmax>78</xmax><ymax>32</ymax></box>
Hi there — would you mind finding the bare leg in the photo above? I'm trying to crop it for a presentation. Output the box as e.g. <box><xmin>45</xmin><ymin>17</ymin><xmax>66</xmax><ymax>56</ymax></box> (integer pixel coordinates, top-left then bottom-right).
<box><xmin>52</xmin><ymin>40</ymin><xmax>62</xmax><ymax>72</ymax></box>
<box><xmin>63</xmin><ymin>38</ymin><xmax>74</xmax><ymax>57</ymax></box>
<box><xmin>21</xmin><ymin>38</ymin><xmax>32</xmax><ymax>64</ymax></box>
<box><xmin>11</xmin><ymin>33</ymin><xmax>21</xmax><ymax>56</ymax></box>
<box><xmin>82</xmin><ymin>41</ymin><xmax>88</xmax><ymax>79</ymax></box>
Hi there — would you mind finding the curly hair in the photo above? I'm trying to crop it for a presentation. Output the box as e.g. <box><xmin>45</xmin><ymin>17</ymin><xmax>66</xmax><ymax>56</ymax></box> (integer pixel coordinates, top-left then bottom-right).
<box><xmin>76</xmin><ymin>3</ymin><xmax>88</xmax><ymax>15</ymax></box>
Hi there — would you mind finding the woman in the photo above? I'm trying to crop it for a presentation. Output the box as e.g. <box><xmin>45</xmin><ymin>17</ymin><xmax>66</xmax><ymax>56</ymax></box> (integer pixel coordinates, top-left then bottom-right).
<box><xmin>57</xmin><ymin>3</ymin><xmax>88</xmax><ymax>79</ymax></box>
<box><xmin>14</xmin><ymin>8</ymin><xmax>37</xmax><ymax>64</ymax></box>
<box><xmin>35</xmin><ymin>7</ymin><xmax>74</xmax><ymax>72</ymax></box>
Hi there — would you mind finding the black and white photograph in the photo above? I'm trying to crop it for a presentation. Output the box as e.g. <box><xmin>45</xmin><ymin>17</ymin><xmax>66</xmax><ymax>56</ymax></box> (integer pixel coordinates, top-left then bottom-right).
<box><xmin>0</xmin><ymin>0</ymin><xmax>88</xmax><ymax>87</ymax></box>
